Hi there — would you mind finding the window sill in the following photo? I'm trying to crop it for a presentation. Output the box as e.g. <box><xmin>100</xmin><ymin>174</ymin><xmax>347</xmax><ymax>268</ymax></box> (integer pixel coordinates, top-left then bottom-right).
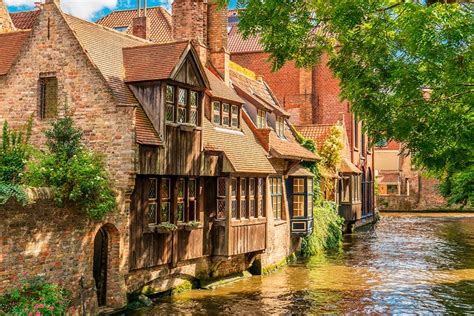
<box><xmin>274</xmin><ymin>220</ymin><xmax>287</xmax><ymax>227</ymax></box>
<box><xmin>165</xmin><ymin>122</ymin><xmax>201</xmax><ymax>131</ymax></box>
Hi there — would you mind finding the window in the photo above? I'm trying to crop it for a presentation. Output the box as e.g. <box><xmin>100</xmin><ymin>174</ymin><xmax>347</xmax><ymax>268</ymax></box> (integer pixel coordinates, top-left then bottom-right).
<box><xmin>249</xmin><ymin>178</ymin><xmax>256</xmax><ymax>218</ymax></box>
<box><xmin>146</xmin><ymin>178</ymin><xmax>158</xmax><ymax>226</ymax></box>
<box><xmin>293</xmin><ymin>178</ymin><xmax>305</xmax><ymax>217</ymax></box>
<box><xmin>177</xmin><ymin>178</ymin><xmax>185</xmax><ymax>222</ymax></box>
<box><xmin>257</xmin><ymin>178</ymin><xmax>265</xmax><ymax>217</ymax></box>
<box><xmin>212</xmin><ymin>100</ymin><xmax>241</xmax><ymax>128</ymax></box>
<box><xmin>352</xmin><ymin>175</ymin><xmax>361</xmax><ymax>202</ymax></box>
<box><xmin>145</xmin><ymin>177</ymin><xmax>199</xmax><ymax>227</ymax></box>
<box><xmin>257</xmin><ymin>109</ymin><xmax>266</xmax><ymax>129</ymax></box>
<box><xmin>217</xmin><ymin>177</ymin><xmax>227</xmax><ymax>219</ymax></box>
<box><xmin>271</xmin><ymin>177</ymin><xmax>283</xmax><ymax>220</ymax></box>
<box><xmin>341</xmin><ymin>177</ymin><xmax>351</xmax><ymax>203</ymax></box>
<box><xmin>276</xmin><ymin>116</ymin><xmax>285</xmax><ymax>138</ymax></box>
<box><xmin>160</xmin><ymin>178</ymin><xmax>171</xmax><ymax>223</ymax></box>
<box><xmin>38</xmin><ymin>75</ymin><xmax>58</xmax><ymax>119</ymax></box>
<box><xmin>387</xmin><ymin>184</ymin><xmax>398</xmax><ymax>195</ymax></box>
<box><xmin>307</xmin><ymin>178</ymin><xmax>314</xmax><ymax>218</ymax></box>
<box><xmin>213</xmin><ymin>101</ymin><xmax>221</xmax><ymax>125</ymax></box>
<box><xmin>114</xmin><ymin>26</ymin><xmax>128</xmax><ymax>32</ymax></box>
<box><xmin>223</xmin><ymin>103</ymin><xmax>230</xmax><ymax>126</ymax></box>
<box><xmin>231</xmin><ymin>178</ymin><xmax>238</xmax><ymax>219</ymax></box>
<box><xmin>231</xmin><ymin>105</ymin><xmax>239</xmax><ymax>128</ymax></box>
<box><xmin>239</xmin><ymin>178</ymin><xmax>247</xmax><ymax>218</ymax></box>
<box><xmin>166</xmin><ymin>84</ymin><xmax>200</xmax><ymax>125</ymax></box>
<box><xmin>166</xmin><ymin>85</ymin><xmax>175</xmax><ymax>122</ymax></box>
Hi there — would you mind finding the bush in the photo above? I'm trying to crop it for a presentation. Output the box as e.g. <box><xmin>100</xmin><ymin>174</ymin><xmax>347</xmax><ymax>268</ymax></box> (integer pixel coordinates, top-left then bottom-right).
<box><xmin>0</xmin><ymin>278</ymin><xmax>69</xmax><ymax>316</ymax></box>
<box><xmin>300</xmin><ymin>202</ymin><xmax>344</xmax><ymax>257</ymax></box>
<box><xmin>26</xmin><ymin>116</ymin><xmax>116</xmax><ymax>220</ymax></box>
<box><xmin>0</xmin><ymin>119</ymin><xmax>32</xmax><ymax>205</ymax></box>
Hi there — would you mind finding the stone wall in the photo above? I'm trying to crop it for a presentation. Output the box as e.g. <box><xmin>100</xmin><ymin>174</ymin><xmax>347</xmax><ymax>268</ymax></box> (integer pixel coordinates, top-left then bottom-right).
<box><xmin>0</xmin><ymin>194</ymin><xmax>128</xmax><ymax>313</ymax></box>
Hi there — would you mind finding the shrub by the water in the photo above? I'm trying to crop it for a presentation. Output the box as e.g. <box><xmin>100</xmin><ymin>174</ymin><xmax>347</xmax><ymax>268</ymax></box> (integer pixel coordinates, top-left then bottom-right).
<box><xmin>300</xmin><ymin>202</ymin><xmax>344</xmax><ymax>257</ymax></box>
<box><xmin>0</xmin><ymin>278</ymin><xmax>69</xmax><ymax>316</ymax></box>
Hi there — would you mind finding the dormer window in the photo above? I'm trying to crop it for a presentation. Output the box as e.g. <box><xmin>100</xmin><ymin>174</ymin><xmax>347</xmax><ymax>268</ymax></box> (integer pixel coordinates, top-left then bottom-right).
<box><xmin>257</xmin><ymin>109</ymin><xmax>266</xmax><ymax>129</ymax></box>
<box><xmin>166</xmin><ymin>84</ymin><xmax>200</xmax><ymax>125</ymax></box>
<box><xmin>276</xmin><ymin>116</ymin><xmax>285</xmax><ymax>138</ymax></box>
<box><xmin>212</xmin><ymin>100</ymin><xmax>241</xmax><ymax>129</ymax></box>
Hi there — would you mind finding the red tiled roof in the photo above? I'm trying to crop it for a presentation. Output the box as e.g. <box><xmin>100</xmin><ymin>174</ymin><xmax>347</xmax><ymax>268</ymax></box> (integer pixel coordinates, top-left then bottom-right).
<box><xmin>123</xmin><ymin>40</ymin><xmax>189</xmax><ymax>82</ymax></box>
<box><xmin>10</xmin><ymin>10</ymin><xmax>41</xmax><ymax>30</ymax></box>
<box><xmin>96</xmin><ymin>7</ymin><xmax>173</xmax><ymax>43</ymax></box>
<box><xmin>379</xmin><ymin>173</ymin><xmax>400</xmax><ymax>184</ymax></box>
<box><xmin>0</xmin><ymin>30</ymin><xmax>30</xmax><ymax>76</ymax></box>
<box><xmin>228</xmin><ymin>25</ymin><xmax>264</xmax><ymax>54</ymax></box>
<box><xmin>296</xmin><ymin>124</ymin><xmax>334</xmax><ymax>151</ymax></box>
<box><xmin>135</xmin><ymin>106</ymin><xmax>162</xmax><ymax>145</ymax></box>
<box><xmin>205</xmin><ymin>68</ymin><xmax>243</xmax><ymax>104</ymax></box>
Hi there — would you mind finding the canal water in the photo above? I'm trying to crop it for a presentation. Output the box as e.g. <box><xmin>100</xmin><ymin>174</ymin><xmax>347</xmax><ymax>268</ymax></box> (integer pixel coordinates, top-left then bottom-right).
<box><xmin>136</xmin><ymin>213</ymin><xmax>474</xmax><ymax>314</ymax></box>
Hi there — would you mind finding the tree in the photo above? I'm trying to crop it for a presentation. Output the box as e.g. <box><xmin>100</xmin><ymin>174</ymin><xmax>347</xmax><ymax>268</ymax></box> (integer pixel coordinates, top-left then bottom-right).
<box><xmin>221</xmin><ymin>0</ymin><xmax>473</xmax><ymax>206</ymax></box>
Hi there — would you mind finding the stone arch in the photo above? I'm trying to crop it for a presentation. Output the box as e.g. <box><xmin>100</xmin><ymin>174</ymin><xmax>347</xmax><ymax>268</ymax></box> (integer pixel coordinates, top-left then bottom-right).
<box><xmin>92</xmin><ymin>223</ymin><xmax>123</xmax><ymax>308</ymax></box>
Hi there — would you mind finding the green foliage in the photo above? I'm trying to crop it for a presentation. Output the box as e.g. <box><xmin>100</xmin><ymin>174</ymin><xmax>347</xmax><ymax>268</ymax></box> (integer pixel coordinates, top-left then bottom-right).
<box><xmin>294</xmin><ymin>129</ymin><xmax>321</xmax><ymax>198</ymax></box>
<box><xmin>300</xmin><ymin>202</ymin><xmax>344</xmax><ymax>258</ymax></box>
<box><xmin>26</xmin><ymin>116</ymin><xmax>116</xmax><ymax>220</ymax></box>
<box><xmin>220</xmin><ymin>0</ymin><xmax>474</xmax><ymax>205</ymax></box>
<box><xmin>320</xmin><ymin>125</ymin><xmax>344</xmax><ymax>174</ymax></box>
<box><xmin>0</xmin><ymin>119</ymin><xmax>32</xmax><ymax>205</ymax></box>
<box><xmin>0</xmin><ymin>278</ymin><xmax>69</xmax><ymax>316</ymax></box>
<box><xmin>439</xmin><ymin>164</ymin><xmax>474</xmax><ymax>207</ymax></box>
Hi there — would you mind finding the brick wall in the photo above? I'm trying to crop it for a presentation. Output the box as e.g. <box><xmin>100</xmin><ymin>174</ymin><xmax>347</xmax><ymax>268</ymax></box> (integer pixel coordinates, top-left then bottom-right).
<box><xmin>0</xmin><ymin>194</ymin><xmax>128</xmax><ymax>313</ymax></box>
<box><xmin>0</xmin><ymin>3</ymin><xmax>135</xmax><ymax>312</ymax></box>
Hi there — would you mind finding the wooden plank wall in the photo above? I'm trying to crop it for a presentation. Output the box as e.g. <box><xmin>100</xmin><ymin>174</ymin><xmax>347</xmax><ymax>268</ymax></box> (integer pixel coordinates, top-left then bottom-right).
<box><xmin>230</xmin><ymin>222</ymin><xmax>266</xmax><ymax>256</ymax></box>
<box><xmin>129</xmin><ymin>177</ymin><xmax>172</xmax><ymax>270</ymax></box>
<box><xmin>139</xmin><ymin>127</ymin><xmax>202</xmax><ymax>176</ymax></box>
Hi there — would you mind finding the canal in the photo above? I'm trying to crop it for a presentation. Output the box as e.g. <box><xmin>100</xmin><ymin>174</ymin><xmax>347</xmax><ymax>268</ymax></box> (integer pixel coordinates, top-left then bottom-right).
<box><xmin>134</xmin><ymin>213</ymin><xmax>474</xmax><ymax>314</ymax></box>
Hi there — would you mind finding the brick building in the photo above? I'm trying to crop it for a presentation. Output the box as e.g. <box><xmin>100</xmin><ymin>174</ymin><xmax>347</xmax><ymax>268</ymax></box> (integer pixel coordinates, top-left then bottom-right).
<box><xmin>375</xmin><ymin>141</ymin><xmax>448</xmax><ymax>211</ymax></box>
<box><xmin>1</xmin><ymin>0</ymin><xmax>317</xmax><ymax>313</ymax></box>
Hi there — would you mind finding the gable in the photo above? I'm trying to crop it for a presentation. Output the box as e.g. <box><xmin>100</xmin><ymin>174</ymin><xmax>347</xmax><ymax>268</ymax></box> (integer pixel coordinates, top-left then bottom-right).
<box><xmin>173</xmin><ymin>54</ymin><xmax>206</xmax><ymax>88</ymax></box>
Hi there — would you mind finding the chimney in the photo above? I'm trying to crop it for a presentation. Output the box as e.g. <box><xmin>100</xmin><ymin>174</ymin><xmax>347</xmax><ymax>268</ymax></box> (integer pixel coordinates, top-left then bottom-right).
<box><xmin>207</xmin><ymin>2</ymin><xmax>229</xmax><ymax>84</ymax></box>
<box><xmin>132</xmin><ymin>16</ymin><xmax>149</xmax><ymax>39</ymax></box>
<box><xmin>0</xmin><ymin>0</ymin><xmax>15</xmax><ymax>33</ymax></box>
<box><xmin>172</xmin><ymin>0</ymin><xmax>208</xmax><ymax>63</ymax></box>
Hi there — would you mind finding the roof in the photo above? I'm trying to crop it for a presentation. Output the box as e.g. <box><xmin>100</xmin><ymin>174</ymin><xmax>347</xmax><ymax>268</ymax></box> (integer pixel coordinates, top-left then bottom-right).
<box><xmin>96</xmin><ymin>7</ymin><xmax>173</xmax><ymax>43</ymax></box>
<box><xmin>205</xmin><ymin>68</ymin><xmax>243</xmax><ymax>104</ymax></box>
<box><xmin>228</xmin><ymin>25</ymin><xmax>264</xmax><ymax>54</ymax></box>
<box><xmin>123</xmin><ymin>41</ymin><xmax>190</xmax><ymax>82</ymax></box>
<box><xmin>202</xmin><ymin>117</ymin><xmax>275</xmax><ymax>174</ymax></box>
<box><xmin>229</xmin><ymin>63</ymin><xmax>289</xmax><ymax>116</ymax></box>
<box><xmin>340</xmin><ymin>158</ymin><xmax>362</xmax><ymax>174</ymax></box>
<box><xmin>10</xmin><ymin>10</ymin><xmax>41</xmax><ymax>30</ymax></box>
<box><xmin>288</xmin><ymin>165</ymin><xmax>315</xmax><ymax>177</ymax></box>
<box><xmin>229</xmin><ymin>63</ymin><xmax>316</xmax><ymax>161</ymax></box>
<box><xmin>297</xmin><ymin>124</ymin><xmax>334</xmax><ymax>151</ymax></box>
<box><xmin>135</xmin><ymin>106</ymin><xmax>162</xmax><ymax>145</ymax></box>
<box><xmin>62</xmin><ymin>13</ymin><xmax>150</xmax><ymax>105</ymax></box>
<box><xmin>379</xmin><ymin>173</ymin><xmax>400</xmax><ymax>184</ymax></box>
<box><xmin>0</xmin><ymin>30</ymin><xmax>30</xmax><ymax>76</ymax></box>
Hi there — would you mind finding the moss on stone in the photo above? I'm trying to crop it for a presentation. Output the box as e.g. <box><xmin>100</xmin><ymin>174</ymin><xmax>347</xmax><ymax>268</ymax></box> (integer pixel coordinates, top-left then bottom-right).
<box><xmin>261</xmin><ymin>253</ymin><xmax>296</xmax><ymax>275</ymax></box>
<box><xmin>170</xmin><ymin>280</ymin><xmax>193</xmax><ymax>296</ymax></box>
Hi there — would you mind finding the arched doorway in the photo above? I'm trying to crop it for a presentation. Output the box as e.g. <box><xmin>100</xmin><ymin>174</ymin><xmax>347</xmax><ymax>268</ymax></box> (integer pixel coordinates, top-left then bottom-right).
<box><xmin>93</xmin><ymin>227</ymin><xmax>108</xmax><ymax>307</ymax></box>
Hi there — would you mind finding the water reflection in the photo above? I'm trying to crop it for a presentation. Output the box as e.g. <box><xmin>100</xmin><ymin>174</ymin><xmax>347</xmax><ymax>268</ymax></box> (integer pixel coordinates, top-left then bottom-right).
<box><xmin>134</xmin><ymin>213</ymin><xmax>474</xmax><ymax>315</ymax></box>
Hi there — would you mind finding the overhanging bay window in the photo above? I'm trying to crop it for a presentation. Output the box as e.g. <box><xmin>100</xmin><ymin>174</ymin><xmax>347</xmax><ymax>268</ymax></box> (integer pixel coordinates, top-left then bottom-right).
<box><xmin>212</xmin><ymin>100</ymin><xmax>241</xmax><ymax>129</ymax></box>
<box><xmin>165</xmin><ymin>84</ymin><xmax>201</xmax><ymax>125</ymax></box>
<box><xmin>287</xmin><ymin>176</ymin><xmax>314</xmax><ymax>236</ymax></box>
<box><xmin>216</xmin><ymin>177</ymin><xmax>266</xmax><ymax>220</ymax></box>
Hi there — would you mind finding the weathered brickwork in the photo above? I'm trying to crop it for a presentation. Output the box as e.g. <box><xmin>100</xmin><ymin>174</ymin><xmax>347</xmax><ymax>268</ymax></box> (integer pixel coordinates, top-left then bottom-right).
<box><xmin>0</xmin><ymin>2</ymin><xmax>134</xmax><ymax>312</ymax></box>
<box><xmin>0</xmin><ymin>197</ymin><xmax>127</xmax><ymax>311</ymax></box>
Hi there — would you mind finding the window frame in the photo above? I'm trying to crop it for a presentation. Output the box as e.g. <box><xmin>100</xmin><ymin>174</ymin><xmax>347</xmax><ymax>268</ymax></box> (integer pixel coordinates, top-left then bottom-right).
<box><xmin>276</xmin><ymin>116</ymin><xmax>285</xmax><ymax>138</ymax></box>
<box><xmin>212</xmin><ymin>100</ymin><xmax>241</xmax><ymax>129</ymax></box>
<box><xmin>38</xmin><ymin>74</ymin><xmax>58</xmax><ymax>120</ymax></box>
<box><xmin>270</xmin><ymin>177</ymin><xmax>283</xmax><ymax>221</ymax></box>
<box><xmin>257</xmin><ymin>109</ymin><xmax>267</xmax><ymax>129</ymax></box>
<box><xmin>165</xmin><ymin>84</ymin><xmax>201</xmax><ymax>126</ymax></box>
